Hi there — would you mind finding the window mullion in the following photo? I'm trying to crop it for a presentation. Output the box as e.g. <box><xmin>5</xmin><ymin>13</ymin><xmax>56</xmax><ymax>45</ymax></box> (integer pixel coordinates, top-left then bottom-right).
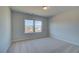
<box><xmin>33</xmin><ymin>20</ymin><xmax>35</xmax><ymax>32</ymax></box>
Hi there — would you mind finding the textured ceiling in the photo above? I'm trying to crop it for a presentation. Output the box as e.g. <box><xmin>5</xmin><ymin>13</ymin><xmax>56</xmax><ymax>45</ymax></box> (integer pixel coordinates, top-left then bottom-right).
<box><xmin>10</xmin><ymin>6</ymin><xmax>79</xmax><ymax>17</ymax></box>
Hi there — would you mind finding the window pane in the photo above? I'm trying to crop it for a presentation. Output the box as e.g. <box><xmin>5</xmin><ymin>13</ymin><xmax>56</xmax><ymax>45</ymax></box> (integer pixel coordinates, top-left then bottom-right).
<box><xmin>24</xmin><ymin>20</ymin><xmax>33</xmax><ymax>33</ymax></box>
<box><xmin>35</xmin><ymin>21</ymin><xmax>42</xmax><ymax>32</ymax></box>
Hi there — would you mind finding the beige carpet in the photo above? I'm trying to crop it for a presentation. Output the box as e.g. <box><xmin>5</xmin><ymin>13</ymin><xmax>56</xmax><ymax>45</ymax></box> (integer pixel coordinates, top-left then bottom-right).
<box><xmin>7</xmin><ymin>37</ymin><xmax>79</xmax><ymax>53</ymax></box>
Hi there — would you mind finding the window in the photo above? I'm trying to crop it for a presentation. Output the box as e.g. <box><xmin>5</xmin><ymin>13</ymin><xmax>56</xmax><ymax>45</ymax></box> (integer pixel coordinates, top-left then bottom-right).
<box><xmin>24</xmin><ymin>19</ymin><xmax>42</xmax><ymax>33</ymax></box>
<box><xmin>35</xmin><ymin>21</ymin><xmax>42</xmax><ymax>32</ymax></box>
<box><xmin>24</xmin><ymin>20</ymin><xmax>33</xmax><ymax>33</ymax></box>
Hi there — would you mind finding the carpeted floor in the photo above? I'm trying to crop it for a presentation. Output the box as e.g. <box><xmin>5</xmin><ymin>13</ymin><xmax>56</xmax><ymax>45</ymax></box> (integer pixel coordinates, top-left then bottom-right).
<box><xmin>7</xmin><ymin>37</ymin><xmax>79</xmax><ymax>53</ymax></box>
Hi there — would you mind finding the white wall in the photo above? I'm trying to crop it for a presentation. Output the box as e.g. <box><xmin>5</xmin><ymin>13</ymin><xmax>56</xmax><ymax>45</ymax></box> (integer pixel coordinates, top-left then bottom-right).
<box><xmin>50</xmin><ymin>9</ymin><xmax>79</xmax><ymax>46</ymax></box>
<box><xmin>0</xmin><ymin>7</ymin><xmax>11</xmax><ymax>52</ymax></box>
<box><xmin>12</xmin><ymin>11</ymin><xmax>49</xmax><ymax>42</ymax></box>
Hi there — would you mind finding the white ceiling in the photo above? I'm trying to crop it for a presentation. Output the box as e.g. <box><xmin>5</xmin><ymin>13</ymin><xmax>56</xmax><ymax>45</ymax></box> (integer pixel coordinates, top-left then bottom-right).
<box><xmin>10</xmin><ymin>6</ymin><xmax>79</xmax><ymax>17</ymax></box>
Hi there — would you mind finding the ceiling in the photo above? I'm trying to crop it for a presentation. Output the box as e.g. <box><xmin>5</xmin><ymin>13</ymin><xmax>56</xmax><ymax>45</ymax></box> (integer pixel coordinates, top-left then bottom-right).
<box><xmin>10</xmin><ymin>6</ymin><xmax>79</xmax><ymax>17</ymax></box>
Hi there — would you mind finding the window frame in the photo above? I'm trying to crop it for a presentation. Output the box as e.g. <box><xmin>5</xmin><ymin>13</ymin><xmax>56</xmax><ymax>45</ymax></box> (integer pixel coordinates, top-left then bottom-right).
<box><xmin>24</xmin><ymin>19</ymin><xmax>42</xmax><ymax>34</ymax></box>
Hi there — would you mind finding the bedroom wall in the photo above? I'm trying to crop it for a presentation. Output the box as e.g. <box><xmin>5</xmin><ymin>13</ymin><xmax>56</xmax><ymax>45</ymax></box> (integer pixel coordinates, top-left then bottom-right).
<box><xmin>12</xmin><ymin>11</ymin><xmax>49</xmax><ymax>42</ymax></box>
<box><xmin>50</xmin><ymin>9</ymin><xmax>79</xmax><ymax>46</ymax></box>
<box><xmin>0</xmin><ymin>7</ymin><xmax>11</xmax><ymax>52</ymax></box>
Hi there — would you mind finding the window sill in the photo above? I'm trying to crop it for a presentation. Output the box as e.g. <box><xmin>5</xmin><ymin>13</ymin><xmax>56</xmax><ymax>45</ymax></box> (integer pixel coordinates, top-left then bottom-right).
<box><xmin>24</xmin><ymin>32</ymin><xmax>42</xmax><ymax>34</ymax></box>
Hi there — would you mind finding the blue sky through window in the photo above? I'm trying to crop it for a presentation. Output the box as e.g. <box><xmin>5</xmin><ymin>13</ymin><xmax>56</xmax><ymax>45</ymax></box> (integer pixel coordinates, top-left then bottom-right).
<box><xmin>25</xmin><ymin>20</ymin><xmax>33</xmax><ymax>26</ymax></box>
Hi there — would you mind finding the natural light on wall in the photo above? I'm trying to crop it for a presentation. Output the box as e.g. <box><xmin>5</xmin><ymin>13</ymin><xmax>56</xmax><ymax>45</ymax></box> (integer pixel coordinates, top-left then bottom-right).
<box><xmin>24</xmin><ymin>19</ymin><xmax>42</xmax><ymax>33</ymax></box>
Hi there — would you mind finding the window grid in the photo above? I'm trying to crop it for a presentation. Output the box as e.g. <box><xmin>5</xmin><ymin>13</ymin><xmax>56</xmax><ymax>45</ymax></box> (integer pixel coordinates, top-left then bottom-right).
<box><xmin>24</xmin><ymin>19</ymin><xmax>42</xmax><ymax>33</ymax></box>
